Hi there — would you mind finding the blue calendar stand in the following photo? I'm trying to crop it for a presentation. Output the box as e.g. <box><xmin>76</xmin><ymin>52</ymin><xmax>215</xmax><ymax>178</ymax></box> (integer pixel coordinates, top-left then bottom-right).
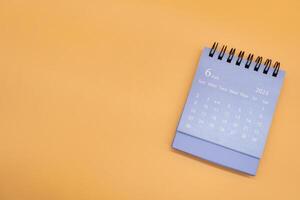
<box><xmin>172</xmin><ymin>43</ymin><xmax>285</xmax><ymax>175</ymax></box>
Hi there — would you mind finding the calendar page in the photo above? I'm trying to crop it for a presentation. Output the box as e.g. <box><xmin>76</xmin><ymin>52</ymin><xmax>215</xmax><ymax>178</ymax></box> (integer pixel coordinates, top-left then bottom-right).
<box><xmin>177</xmin><ymin>47</ymin><xmax>285</xmax><ymax>158</ymax></box>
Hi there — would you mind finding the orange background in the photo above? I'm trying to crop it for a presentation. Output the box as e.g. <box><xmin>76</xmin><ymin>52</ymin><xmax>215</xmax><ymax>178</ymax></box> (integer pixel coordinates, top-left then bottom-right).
<box><xmin>0</xmin><ymin>0</ymin><xmax>299</xmax><ymax>199</ymax></box>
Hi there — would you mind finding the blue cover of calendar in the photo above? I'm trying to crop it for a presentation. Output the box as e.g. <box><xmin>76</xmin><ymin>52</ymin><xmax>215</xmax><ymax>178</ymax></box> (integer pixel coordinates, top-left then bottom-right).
<box><xmin>172</xmin><ymin>45</ymin><xmax>285</xmax><ymax>175</ymax></box>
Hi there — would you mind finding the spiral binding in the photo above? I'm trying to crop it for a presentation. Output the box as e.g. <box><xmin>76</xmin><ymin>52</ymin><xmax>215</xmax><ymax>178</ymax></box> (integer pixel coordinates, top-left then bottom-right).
<box><xmin>209</xmin><ymin>42</ymin><xmax>280</xmax><ymax>77</ymax></box>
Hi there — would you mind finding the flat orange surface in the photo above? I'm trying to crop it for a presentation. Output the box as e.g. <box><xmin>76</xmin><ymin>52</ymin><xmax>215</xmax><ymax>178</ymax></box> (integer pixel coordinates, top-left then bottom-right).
<box><xmin>0</xmin><ymin>1</ymin><xmax>299</xmax><ymax>199</ymax></box>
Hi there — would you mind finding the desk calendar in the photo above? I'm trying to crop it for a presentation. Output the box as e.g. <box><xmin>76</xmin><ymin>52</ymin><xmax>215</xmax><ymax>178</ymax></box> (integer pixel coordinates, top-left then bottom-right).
<box><xmin>172</xmin><ymin>43</ymin><xmax>285</xmax><ymax>175</ymax></box>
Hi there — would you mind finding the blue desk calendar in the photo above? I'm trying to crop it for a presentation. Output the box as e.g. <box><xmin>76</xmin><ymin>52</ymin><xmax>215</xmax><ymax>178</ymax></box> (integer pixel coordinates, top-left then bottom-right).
<box><xmin>172</xmin><ymin>43</ymin><xmax>285</xmax><ymax>175</ymax></box>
